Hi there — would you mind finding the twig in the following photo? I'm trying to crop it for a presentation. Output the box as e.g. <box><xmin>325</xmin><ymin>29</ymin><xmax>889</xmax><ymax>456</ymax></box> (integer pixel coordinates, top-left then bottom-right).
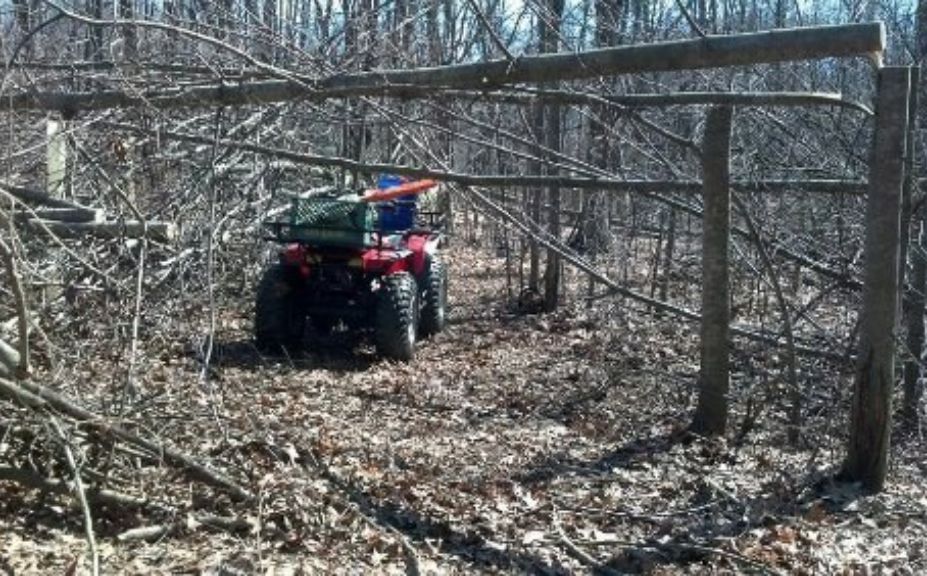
<box><xmin>733</xmin><ymin>193</ymin><xmax>802</xmax><ymax>445</ymax></box>
<box><xmin>51</xmin><ymin>418</ymin><xmax>99</xmax><ymax>576</ymax></box>
<box><xmin>44</xmin><ymin>1</ymin><xmax>311</xmax><ymax>86</ymax></box>
<box><xmin>584</xmin><ymin>538</ymin><xmax>782</xmax><ymax>575</ymax></box>
<box><xmin>200</xmin><ymin>108</ymin><xmax>227</xmax><ymax>438</ymax></box>
<box><xmin>674</xmin><ymin>0</ymin><xmax>708</xmax><ymax>37</ymax></box>
<box><xmin>464</xmin><ymin>0</ymin><xmax>515</xmax><ymax>61</ymax></box>
<box><xmin>556</xmin><ymin>523</ymin><xmax>621</xmax><ymax>576</ymax></box>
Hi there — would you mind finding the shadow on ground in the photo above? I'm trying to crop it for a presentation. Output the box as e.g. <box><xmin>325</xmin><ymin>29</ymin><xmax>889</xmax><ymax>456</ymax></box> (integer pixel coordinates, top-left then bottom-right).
<box><xmin>315</xmin><ymin>461</ymin><xmax>573</xmax><ymax>575</ymax></box>
<box><xmin>513</xmin><ymin>426</ymin><xmax>870</xmax><ymax>573</ymax></box>
<box><xmin>199</xmin><ymin>334</ymin><xmax>378</xmax><ymax>373</ymax></box>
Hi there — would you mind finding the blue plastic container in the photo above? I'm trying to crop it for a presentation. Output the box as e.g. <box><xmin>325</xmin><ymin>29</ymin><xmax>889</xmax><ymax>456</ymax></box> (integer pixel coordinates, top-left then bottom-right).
<box><xmin>377</xmin><ymin>174</ymin><xmax>403</xmax><ymax>189</ymax></box>
<box><xmin>376</xmin><ymin>174</ymin><xmax>418</xmax><ymax>232</ymax></box>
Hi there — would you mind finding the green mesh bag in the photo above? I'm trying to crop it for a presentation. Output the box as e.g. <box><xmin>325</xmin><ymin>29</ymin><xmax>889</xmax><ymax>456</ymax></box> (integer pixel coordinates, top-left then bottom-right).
<box><xmin>287</xmin><ymin>195</ymin><xmax>377</xmax><ymax>247</ymax></box>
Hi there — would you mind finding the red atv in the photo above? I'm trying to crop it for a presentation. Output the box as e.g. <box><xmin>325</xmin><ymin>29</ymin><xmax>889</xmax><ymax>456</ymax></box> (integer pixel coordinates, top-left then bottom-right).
<box><xmin>255</xmin><ymin>178</ymin><xmax>448</xmax><ymax>360</ymax></box>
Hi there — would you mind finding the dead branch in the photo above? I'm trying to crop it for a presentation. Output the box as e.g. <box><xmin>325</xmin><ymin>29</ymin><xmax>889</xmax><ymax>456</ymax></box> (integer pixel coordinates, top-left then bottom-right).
<box><xmin>556</xmin><ymin>524</ymin><xmax>621</xmax><ymax>576</ymax></box>
<box><xmin>107</xmin><ymin>121</ymin><xmax>866</xmax><ymax>195</ymax></box>
<box><xmin>4</xmin><ymin>83</ymin><xmax>875</xmax><ymax>115</ymax></box>
<box><xmin>51</xmin><ymin>418</ymin><xmax>100</xmax><ymax>576</ymax></box>
<box><xmin>0</xmin><ymin>464</ymin><xmax>251</xmax><ymax>544</ymax></box>
<box><xmin>27</xmin><ymin>207</ymin><xmax>103</xmax><ymax>223</ymax></box>
<box><xmin>116</xmin><ymin>515</ymin><xmax>252</xmax><ymax>542</ymax></box>
<box><xmin>0</xmin><ymin>377</ymin><xmax>254</xmax><ymax>501</ymax></box>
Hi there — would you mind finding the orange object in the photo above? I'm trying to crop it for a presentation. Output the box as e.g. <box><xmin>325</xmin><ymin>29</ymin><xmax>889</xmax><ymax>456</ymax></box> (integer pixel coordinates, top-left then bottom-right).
<box><xmin>361</xmin><ymin>179</ymin><xmax>438</xmax><ymax>203</ymax></box>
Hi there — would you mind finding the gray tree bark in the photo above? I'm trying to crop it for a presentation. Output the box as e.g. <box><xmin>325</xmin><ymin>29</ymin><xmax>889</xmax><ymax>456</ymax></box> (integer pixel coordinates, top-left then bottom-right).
<box><xmin>843</xmin><ymin>67</ymin><xmax>911</xmax><ymax>492</ymax></box>
<box><xmin>690</xmin><ymin>106</ymin><xmax>733</xmax><ymax>437</ymax></box>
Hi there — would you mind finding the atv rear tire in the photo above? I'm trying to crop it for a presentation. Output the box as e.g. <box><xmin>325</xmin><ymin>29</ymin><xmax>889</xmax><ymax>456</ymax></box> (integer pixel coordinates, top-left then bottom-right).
<box><xmin>255</xmin><ymin>264</ymin><xmax>306</xmax><ymax>352</ymax></box>
<box><xmin>420</xmin><ymin>256</ymin><xmax>448</xmax><ymax>337</ymax></box>
<box><xmin>375</xmin><ymin>272</ymin><xmax>418</xmax><ymax>361</ymax></box>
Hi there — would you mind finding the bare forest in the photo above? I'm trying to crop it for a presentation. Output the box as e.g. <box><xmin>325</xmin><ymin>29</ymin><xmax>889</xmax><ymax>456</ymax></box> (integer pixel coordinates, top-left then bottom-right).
<box><xmin>1</xmin><ymin>0</ymin><xmax>927</xmax><ymax>573</ymax></box>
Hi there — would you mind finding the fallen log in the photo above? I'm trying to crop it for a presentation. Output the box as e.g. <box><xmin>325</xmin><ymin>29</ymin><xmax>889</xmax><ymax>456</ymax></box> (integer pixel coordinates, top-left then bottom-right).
<box><xmin>27</xmin><ymin>220</ymin><xmax>178</xmax><ymax>242</ymax></box>
<box><xmin>4</xmin><ymin>23</ymin><xmax>884</xmax><ymax>113</ymax></box>
<box><xmin>0</xmin><ymin>182</ymin><xmax>96</xmax><ymax>212</ymax></box>
<box><xmin>29</xmin><ymin>207</ymin><xmax>104</xmax><ymax>223</ymax></box>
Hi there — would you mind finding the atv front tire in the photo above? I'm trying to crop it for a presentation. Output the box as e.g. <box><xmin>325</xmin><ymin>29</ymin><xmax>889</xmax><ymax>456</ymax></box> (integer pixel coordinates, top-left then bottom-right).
<box><xmin>254</xmin><ymin>264</ymin><xmax>306</xmax><ymax>352</ymax></box>
<box><xmin>420</xmin><ymin>256</ymin><xmax>448</xmax><ymax>337</ymax></box>
<box><xmin>375</xmin><ymin>272</ymin><xmax>418</xmax><ymax>361</ymax></box>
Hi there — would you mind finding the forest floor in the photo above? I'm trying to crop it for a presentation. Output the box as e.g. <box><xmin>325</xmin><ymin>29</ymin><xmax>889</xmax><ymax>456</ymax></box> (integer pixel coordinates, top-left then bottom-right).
<box><xmin>1</xmin><ymin>243</ymin><xmax>926</xmax><ymax>575</ymax></box>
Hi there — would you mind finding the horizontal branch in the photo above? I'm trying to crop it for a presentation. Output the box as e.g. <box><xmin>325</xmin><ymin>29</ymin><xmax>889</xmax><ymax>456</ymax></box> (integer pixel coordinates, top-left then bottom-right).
<box><xmin>108</xmin><ymin>121</ymin><xmax>866</xmax><ymax>195</ymax></box>
<box><xmin>5</xmin><ymin>23</ymin><xmax>884</xmax><ymax>113</ymax></box>
<box><xmin>5</xmin><ymin>82</ymin><xmax>874</xmax><ymax>115</ymax></box>
<box><xmin>367</xmin><ymin>86</ymin><xmax>873</xmax><ymax>115</ymax></box>
<box><xmin>541</xmin><ymin>89</ymin><xmax>873</xmax><ymax>115</ymax></box>
<box><xmin>13</xmin><ymin>60</ymin><xmax>267</xmax><ymax>77</ymax></box>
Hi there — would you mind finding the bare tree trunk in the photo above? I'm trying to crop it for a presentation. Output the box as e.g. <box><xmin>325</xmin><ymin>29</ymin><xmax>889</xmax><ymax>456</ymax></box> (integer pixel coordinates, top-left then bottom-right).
<box><xmin>843</xmin><ymin>67</ymin><xmax>911</xmax><ymax>493</ymax></box>
<box><xmin>542</xmin><ymin>0</ymin><xmax>565</xmax><ymax>312</ymax></box>
<box><xmin>690</xmin><ymin>106</ymin><xmax>733</xmax><ymax>437</ymax></box>
<box><xmin>528</xmin><ymin>104</ymin><xmax>543</xmax><ymax>292</ymax></box>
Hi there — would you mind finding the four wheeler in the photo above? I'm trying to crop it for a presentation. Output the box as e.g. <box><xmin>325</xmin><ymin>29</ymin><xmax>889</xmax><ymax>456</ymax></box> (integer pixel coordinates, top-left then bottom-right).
<box><xmin>254</xmin><ymin>176</ymin><xmax>448</xmax><ymax>360</ymax></box>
